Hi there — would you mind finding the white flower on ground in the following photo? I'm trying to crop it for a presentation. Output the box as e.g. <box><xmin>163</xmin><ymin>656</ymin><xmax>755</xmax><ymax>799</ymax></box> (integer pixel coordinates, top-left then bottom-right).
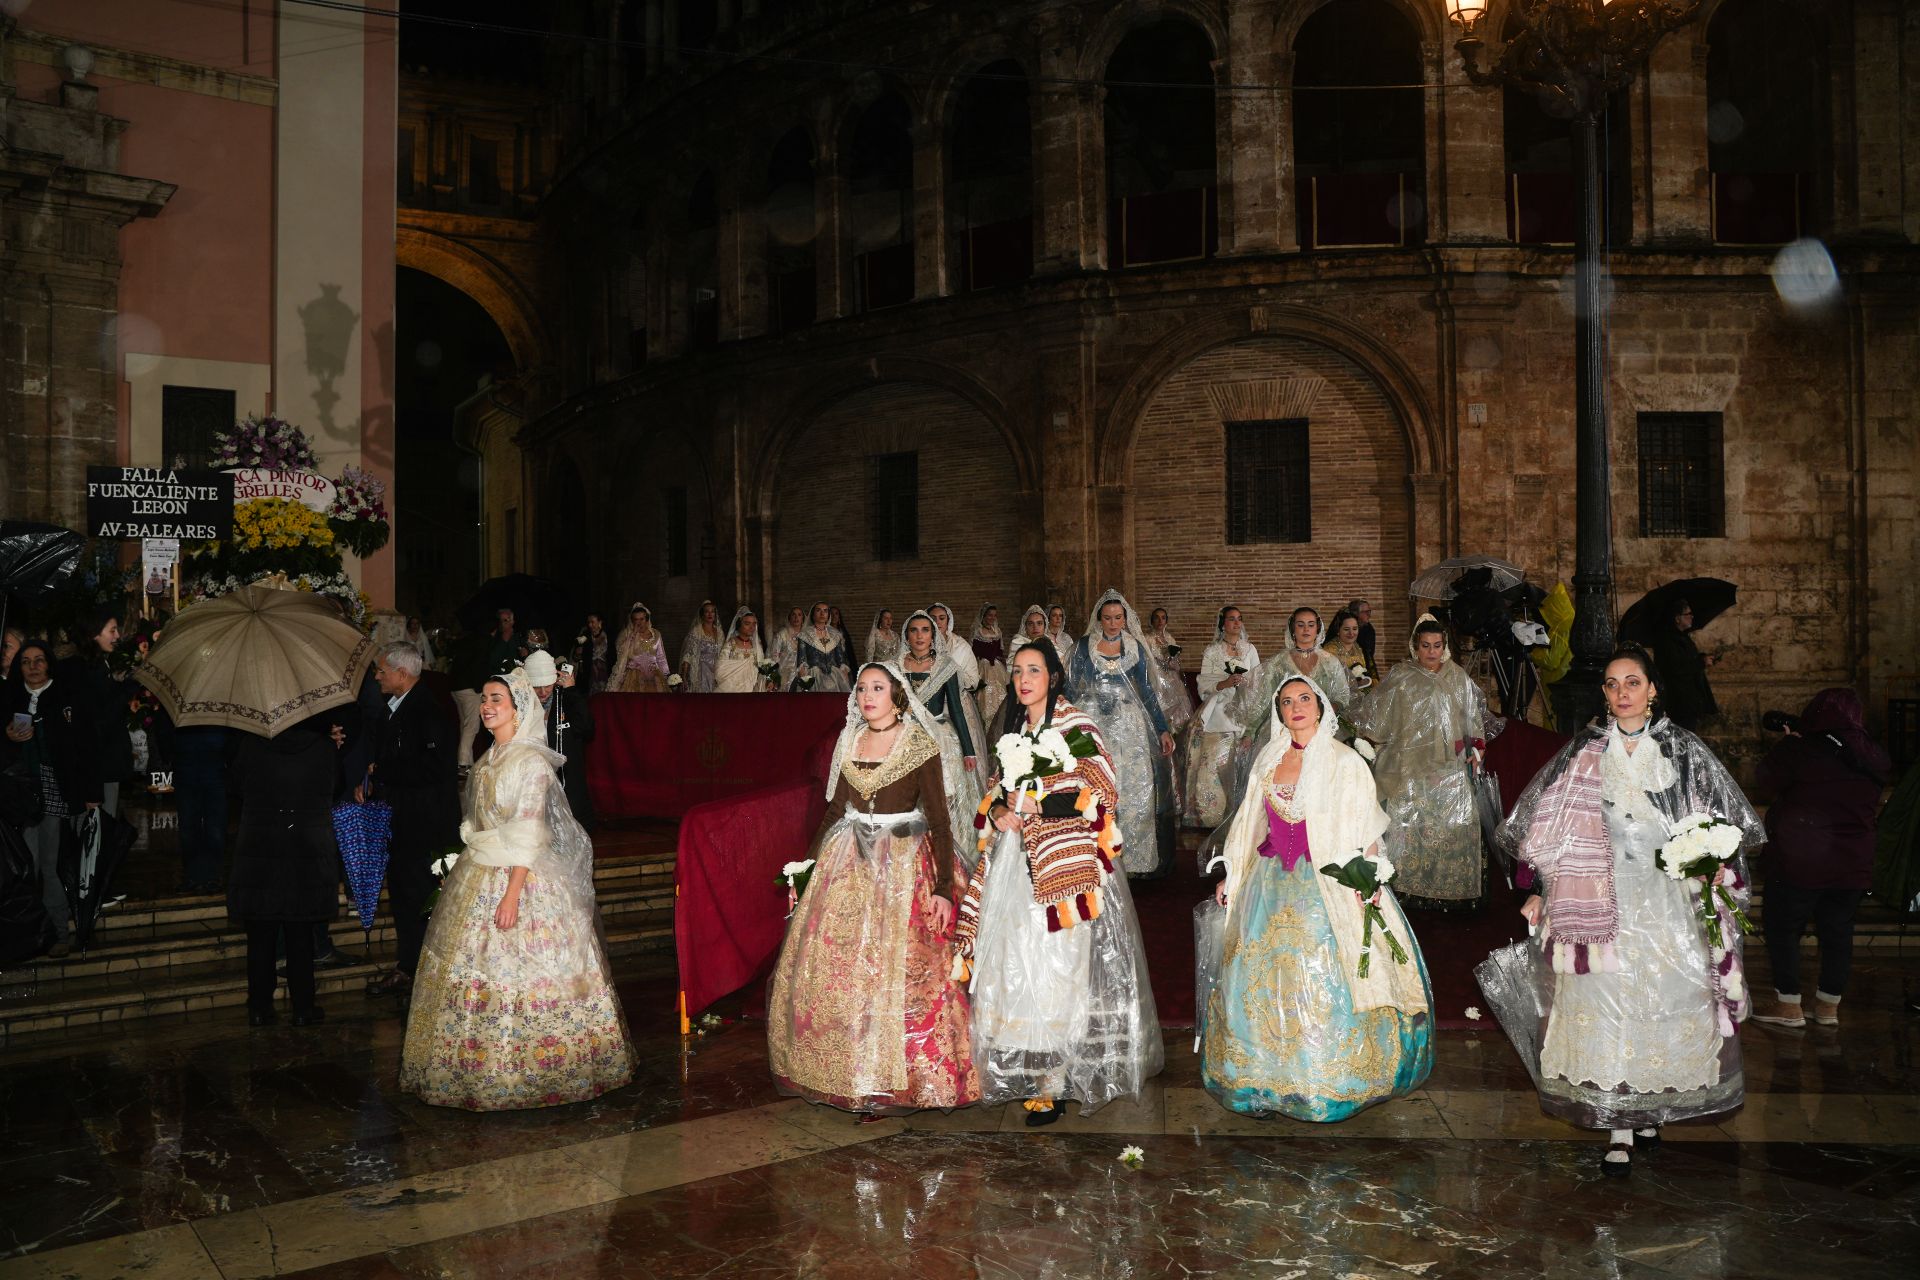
<box><xmin>1118</xmin><ymin>1145</ymin><xmax>1145</xmax><ymax>1167</ymax></box>
<box><xmin>1464</xmin><ymin>1006</ymin><xmax>1483</xmax><ymax>1021</ymax></box>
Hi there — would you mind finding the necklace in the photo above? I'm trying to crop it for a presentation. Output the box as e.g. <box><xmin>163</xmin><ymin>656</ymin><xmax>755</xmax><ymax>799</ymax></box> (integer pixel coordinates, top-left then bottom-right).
<box><xmin>1289</xmin><ymin>738</ymin><xmax>1308</xmax><ymax>750</ymax></box>
<box><xmin>867</xmin><ymin>716</ymin><xmax>902</xmax><ymax>734</ymax></box>
<box><xmin>1617</xmin><ymin>719</ymin><xmax>1649</xmax><ymax>739</ymax></box>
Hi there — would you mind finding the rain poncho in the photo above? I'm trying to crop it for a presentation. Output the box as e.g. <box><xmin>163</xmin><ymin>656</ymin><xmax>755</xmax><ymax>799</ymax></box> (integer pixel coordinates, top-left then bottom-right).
<box><xmin>1200</xmin><ymin>615</ymin><xmax>1354</xmax><ymax>820</ymax></box>
<box><xmin>897</xmin><ymin>611</ymin><xmax>987</xmax><ymax>862</ymax></box>
<box><xmin>1479</xmin><ymin>716</ymin><xmax>1763</xmax><ymax>1130</ymax></box>
<box><xmin>400</xmin><ymin>669</ymin><xmax>634</xmax><ymax>1110</ymax></box>
<box><xmin>1349</xmin><ymin>623</ymin><xmax>1496</xmax><ymax>909</ymax></box>
<box><xmin>1198</xmin><ymin>676</ymin><xmax>1432</xmax><ymax>1120</ymax></box>
<box><xmin>1184</xmin><ymin>613</ymin><xmax>1259</xmax><ymax>829</ymax></box>
<box><xmin>865</xmin><ymin>610</ymin><xmax>902</xmax><ymax>667</ymax></box>
<box><xmin>794</xmin><ymin>603</ymin><xmax>851</xmax><ymax>693</ymax></box>
<box><xmin>1065</xmin><ymin>590</ymin><xmax>1176</xmax><ymax>879</ymax></box>
<box><xmin>766</xmin><ymin>663</ymin><xmax>981</xmax><ymax>1112</ymax></box>
<box><xmin>1143</xmin><ymin>617</ymin><xmax>1195</xmax><ymax>735</ymax></box>
<box><xmin>678</xmin><ymin>602</ymin><xmax>724</xmax><ymax>693</ymax></box>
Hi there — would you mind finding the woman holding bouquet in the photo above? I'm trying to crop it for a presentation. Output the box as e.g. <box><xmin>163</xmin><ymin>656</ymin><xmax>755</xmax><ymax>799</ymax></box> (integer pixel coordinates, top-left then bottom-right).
<box><xmin>1202</xmin><ymin>675</ymin><xmax>1432</xmax><ymax>1120</ymax></box>
<box><xmin>770</xmin><ymin>606</ymin><xmax>808</xmax><ymax>689</ymax></box>
<box><xmin>1350</xmin><ymin>615</ymin><xmax>1495</xmax><ymax>910</ymax></box>
<box><xmin>794</xmin><ymin>602</ymin><xmax>852</xmax><ymax>693</ymax></box>
<box><xmin>1489</xmin><ymin>646</ymin><xmax>1763</xmax><ymax>1176</ymax></box>
<box><xmin>678</xmin><ymin>600</ymin><xmax>725</xmax><ymax>693</ymax></box>
<box><xmin>610</xmin><ymin>603</ymin><xmax>671</xmax><ymax>693</ymax></box>
<box><xmin>1186</xmin><ymin>606</ymin><xmax>1259</xmax><ymax>828</ymax></box>
<box><xmin>1143</xmin><ymin>608</ymin><xmax>1195</xmax><ymax>736</ymax></box>
<box><xmin>715</xmin><ymin>608</ymin><xmax>775</xmax><ymax>693</ymax></box>
<box><xmin>400</xmin><ymin>669</ymin><xmax>635</xmax><ymax>1110</ymax></box>
<box><xmin>955</xmin><ymin>639</ymin><xmax>1163</xmax><ymax>1125</ymax></box>
<box><xmin>766</xmin><ymin>662</ymin><xmax>981</xmax><ymax>1113</ymax></box>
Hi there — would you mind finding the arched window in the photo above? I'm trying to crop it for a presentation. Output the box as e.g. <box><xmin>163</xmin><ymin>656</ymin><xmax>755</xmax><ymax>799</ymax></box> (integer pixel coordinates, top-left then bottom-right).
<box><xmin>767</xmin><ymin>127</ymin><xmax>817</xmax><ymax>333</ymax></box>
<box><xmin>1501</xmin><ymin>17</ymin><xmax>1631</xmax><ymax>245</ymax></box>
<box><xmin>686</xmin><ymin>171</ymin><xmax>719</xmax><ymax>349</ymax></box>
<box><xmin>1708</xmin><ymin>0</ymin><xmax>1825</xmax><ymax>244</ymax></box>
<box><xmin>1104</xmin><ymin>20</ymin><xmax>1218</xmax><ymax>267</ymax></box>
<box><xmin>1293</xmin><ymin>0</ymin><xmax>1424</xmax><ymax>249</ymax></box>
<box><xmin>847</xmin><ymin>91</ymin><xmax>915</xmax><ymax>311</ymax></box>
<box><xmin>949</xmin><ymin>62</ymin><xmax>1033</xmax><ymax>291</ymax></box>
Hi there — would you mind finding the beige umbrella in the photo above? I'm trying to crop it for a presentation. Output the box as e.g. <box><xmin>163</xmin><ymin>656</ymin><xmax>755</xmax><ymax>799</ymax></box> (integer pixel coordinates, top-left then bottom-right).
<box><xmin>134</xmin><ymin>585</ymin><xmax>376</xmax><ymax>738</ymax></box>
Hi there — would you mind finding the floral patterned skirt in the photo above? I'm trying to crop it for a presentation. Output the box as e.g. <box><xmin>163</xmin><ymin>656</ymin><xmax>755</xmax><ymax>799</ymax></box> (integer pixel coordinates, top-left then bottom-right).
<box><xmin>399</xmin><ymin>859</ymin><xmax>635</xmax><ymax>1111</ymax></box>
<box><xmin>767</xmin><ymin>823</ymin><xmax>980</xmax><ymax>1113</ymax></box>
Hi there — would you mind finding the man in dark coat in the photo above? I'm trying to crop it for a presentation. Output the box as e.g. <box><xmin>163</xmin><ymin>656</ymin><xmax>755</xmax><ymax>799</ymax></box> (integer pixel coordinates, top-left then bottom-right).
<box><xmin>1648</xmin><ymin>598</ymin><xmax>1718</xmax><ymax>731</ymax></box>
<box><xmin>2</xmin><ymin>639</ymin><xmax>94</xmax><ymax>956</ymax></box>
<box><xmin>521</xmin><ymin>650</ymin><xmax>596</xmax><ymax>831</ymax></box>
<box><xmin>362</xmin><ymin>642</ymin><xmax>460</xmax><ymax>995</ymax></box>
<box><xmin>1750</xmin><ymin>688</ymin><xmax>1891</xmax><ymax>1030</ymax></box>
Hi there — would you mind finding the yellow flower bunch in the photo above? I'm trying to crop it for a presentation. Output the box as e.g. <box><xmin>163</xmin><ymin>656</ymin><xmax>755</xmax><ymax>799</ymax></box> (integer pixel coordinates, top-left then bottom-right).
<box><xmin>230</xmin><ymin>499</ymin><xmax>334</xmax><ymax>551</ymax></box>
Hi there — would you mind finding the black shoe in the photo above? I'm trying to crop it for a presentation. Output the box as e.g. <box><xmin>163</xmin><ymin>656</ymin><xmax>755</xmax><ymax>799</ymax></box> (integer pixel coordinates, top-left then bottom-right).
<box><xmin>1633</xmin><ymin>1128</ymin><xmax>1661</xmax><ymax>1152</ymax></box>
<box><xmin>290</xmin><ymin>1007</ymin><xmax>326</xmax><ymax>1027</ymax></box>
<box><xmin>314</xmin><ymin>948</ymin><xmax>358</xmax><ymax>970</ymax></box>
<box><xmin>1024</xmin><ymin>1104</ymin><xmax>1062</xmax><ymax>1128</ymax></box>
<box><xmin>1601</xmin><ymin>1145</ymin><xmax>1632</xmax><ymax>1178</ymax></box>
<box><xmin>247</xmin><ymin>1009</ymin><xmax>276</xmax><ymax>1028</ymax></box>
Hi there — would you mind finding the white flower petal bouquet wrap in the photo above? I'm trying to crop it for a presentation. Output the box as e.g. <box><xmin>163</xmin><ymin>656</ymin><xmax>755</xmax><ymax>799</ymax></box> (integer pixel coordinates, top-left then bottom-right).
<box><xmin>1654</xmin><ymin>813</ymin><xmax>1754</xmax><ymax>951</ymax></box>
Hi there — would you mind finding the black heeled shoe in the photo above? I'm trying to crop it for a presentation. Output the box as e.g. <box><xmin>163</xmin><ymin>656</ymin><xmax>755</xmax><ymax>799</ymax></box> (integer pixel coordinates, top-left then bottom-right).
<box><xmin>1024</xmin><ymin>1103</ymin><xmax>1062</xmax><ymax>1128</ymax></box>
<box><xmin>1601</xmin><ymin>1143</ymin><xmax>1632</xmax><ymax>1178</ymax></box>
<box><xmin>247</xmin><ymin>1009</ymin><xmax>276</xmax><ymax>1028</ymax></box>
<box><xmin>1633</xmin><ymin>1128</ymin><xmax>1660</xmax><ymax>1152</ymax></box>
<box><xmin>291</xmin><ymin>1007</ymin><xmax>326</xmax><ymax>1027</ymax></box>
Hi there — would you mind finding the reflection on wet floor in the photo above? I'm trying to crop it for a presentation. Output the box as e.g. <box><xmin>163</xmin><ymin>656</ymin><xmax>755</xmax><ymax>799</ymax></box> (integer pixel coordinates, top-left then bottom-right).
<box><xmin>1</xmin><ymin>951</ymin><xmax>1917</xmax><ymax>1278</ymax></box>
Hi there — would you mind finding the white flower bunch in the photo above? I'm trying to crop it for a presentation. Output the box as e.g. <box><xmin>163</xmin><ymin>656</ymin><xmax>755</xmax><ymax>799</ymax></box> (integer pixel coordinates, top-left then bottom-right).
<box><xmin>781</xmin><ymin>859</ymin><xmax>815</xmax><ymax>880</ymax></box>
<box><xmin>1370</xmin><ymin>853</ymin><xmax>1395</xmax><ymax>884</ymax></box>
<box><xmin>667</xmin><ymin>673</ymin><xmax>684</xmax><ymax>687</ymax></box>
<box><xmin>430</xmin><ymin>852</ymin><xmax>461</xmax><ymax>878</ymax></box>
<box><xmin>1660</xmin><ymin>814</ymin><xmax>1742</xmax><ymax>880</ymax></box>
<box><xmin>1223</xmin><ymin>660</ymin><xmax>1248</xmax><ymax>677</ymax></box>
<box><xmin>1118</xmin><ymin>1145</ymin><xmax>1145</xmax><ymax>1168</ymax></box>
<box><xmin>994</xmin><ymin>731</ymin><xmax>1037</xmax><ymax>783</ymax></box>
<box><xmin>1034</xmin><ymin>727</ymin><xmax>1071</xmax><ymax>766</ymax></box>
<box><xmin>1352</xmin><ymin>739</ymin><xmax>1377</xmax><ymax>763</ymax></box>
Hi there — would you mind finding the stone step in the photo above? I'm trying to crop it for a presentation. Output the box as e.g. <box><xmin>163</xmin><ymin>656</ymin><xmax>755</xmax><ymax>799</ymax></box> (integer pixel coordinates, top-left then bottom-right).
<box><xmin>0</xmin><ymin>881</ymin><xmax>675</xmax><ymax>989</ymax></box>
<box><xmin>0</xmin><ymin>910</ymin><xmax>675</xmax><ymax>1043</ymax></box>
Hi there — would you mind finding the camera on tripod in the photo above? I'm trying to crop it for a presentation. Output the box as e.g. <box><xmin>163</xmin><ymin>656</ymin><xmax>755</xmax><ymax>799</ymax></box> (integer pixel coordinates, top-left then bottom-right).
<box><xmin>1761</xmin><ymin>710</ymin><xmax>1802</xmax><ymax>734</ymax></box>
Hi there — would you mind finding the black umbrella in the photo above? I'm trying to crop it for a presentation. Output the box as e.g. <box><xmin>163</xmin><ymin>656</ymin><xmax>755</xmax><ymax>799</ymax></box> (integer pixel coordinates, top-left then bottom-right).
<box><xmin>0</xmin><ymin>521</ymin><xmax>86</xmax><ymax>638</ymax></box>
<box><xmin>57</xmin><ymin>807</ymin><xmax>138</xmax><ymax>950</ymax></box>
<box><xmin>455</xmin><ymin>573</ymin><xmax>577</xmax><ymax>636</ymax></box>
<box><xmin>1618</xmin><ymin>578</ymin><xmax>1738</xmax><ymax>645</ymax></box>
<box><xmin>0</xmin><ymin>822</ymin><xmax>55</xmax><ymax>964</ymax></box>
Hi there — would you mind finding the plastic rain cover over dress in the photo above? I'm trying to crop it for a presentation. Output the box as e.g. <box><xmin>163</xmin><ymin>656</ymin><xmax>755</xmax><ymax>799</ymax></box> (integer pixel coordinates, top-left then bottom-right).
<box><xmin>1197</xmin><ymin>616</ymin><xmax>1352</xmax><ymax>831</ymax></box>
<box><xmin>399</xmin><ymin>669</ymin><xmax>635</xmax><ymax>1111</ymax></box>
<box><xmin>969</xmin><ymin>604</ymin><xmax>1010</xmax><ymax>732</ymax></box>
<box><xmin>1196</xmin><ymin>677</ymin><xmax>1431</xmax><ymax>1120</ymax></box>
<box><xmin>897</xmin><ymin>612</ymin><xmax>987</xmax><ymax>870</ymax></box>
<box><xmin>678</xmin><ymin>603</ymin><xmax>724</xmax><ymax>693</ymax></box>
<box><xmin>1349</xmin><ymin>625</ymin><xmax>1496</xmax><ymax>910</ymax></box>
<box><xmin>795</xmin><ymin>604</ymin><xmax>852</xmax><ymax>693</ymax></box>
<box><xmin>1478</xmin><ymin>717</ymin><xmax>1763</xmax><ymax>1129</ymax></box>
<box><xmin>957</xmin><ymin>700</ymin><xmax>1163</xmax><ymax>1112</ymax></box>
<box><xmin>1065</xmin><ymin>590</ymin><xmax>1176</xmax><ymax>879</ymax></box>
<box><xmin>1184</xmin><ymin>615</ymin><xmax>1259</xmax><ymax>829</ymax></box>
<box><xmin>765</xmin><ymin>663</ymin><xmax>982</xmax><ymax>1112</ymax></box>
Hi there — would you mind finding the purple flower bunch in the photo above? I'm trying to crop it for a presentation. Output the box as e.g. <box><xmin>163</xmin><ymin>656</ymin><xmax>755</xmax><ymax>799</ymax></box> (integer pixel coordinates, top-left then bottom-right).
<box><xmin>213</xmin><ymin>414</ymin><xmax>319</xmax><ymax>471</ymax></box>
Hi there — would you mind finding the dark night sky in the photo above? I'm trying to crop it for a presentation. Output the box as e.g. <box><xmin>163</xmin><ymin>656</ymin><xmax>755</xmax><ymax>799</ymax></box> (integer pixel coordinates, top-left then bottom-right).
<box><xmin>399</xmin><ymin>0</ymin><xmax>553</xmax><ymax>83</ymax></box>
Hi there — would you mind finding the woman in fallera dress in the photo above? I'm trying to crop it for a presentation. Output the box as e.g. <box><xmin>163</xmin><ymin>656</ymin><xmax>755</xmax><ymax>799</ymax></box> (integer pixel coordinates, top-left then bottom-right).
<box><xmin>715</xmin><ymin>607</ymin><xmax>775</xmax><ymax>693</ymax></box>
<box><xmin>611</xmin><ymin>602</ymin><xmax>671</xmax><ymax>693</ymax></box>
<box><xmin>1019</xmin><ymin>604</ymin><xmax>1051</xmax><ymax>655</ymax></box>
<box><xmin>770</xmin><ymin>605</ymin><xmax>807</xmax><ymax>689</ymax></box>
<box><xmin>678</xmin><ymin>600</ymin><xmax>724</xmax><ymax>693</ymax></box>
<box><xmin>897</xmin><ymin>611</ymin><xmax>986</xmax><ymax>858</ymax></box>
<box><xmin>1325</xmin><ymin>610</ymin><xmax>1372</xmax><ymax>697</ymax></box>
<box><xmin>1045</xmin><ymin>604</ymin><xmax>1074</xmax><ymax>659</ymax></box>
<box><xmin>1200</xmin><ymin>676</ymin><xmax>1432</xmax><ymax>1120</ymax></box>
<box><xmin>1143</xmin><ymin>608</ymin><xmax>1195</xmax><ymax>737</ymax></box>
<box><xmin>766</xmin><ymin>663</ymin><xmax>981</xmax><ymax>1113</ymax></box>
<box><xmin>400</xmin><ymin>670</ymin><xmax>635</xmax><ymax>1111</ymax></box>
<box><xmin>927</xmin><ymin>603</ymin><xmax>990</xmax><ymax>788</ymax></box>
<box><xmin>955</xmin><ymin>640</ymin><xmax>1163</xmax><ymax>1125</ymax></box>
<box><xmin>1488</xmin><ymin>647</ymin><xmax>1763</xmax><ymax>1176</ymax></box>
<box><xmin>1353</xmin><ymin>615</ymin><xmax>1497</xmax><ymax>911</ymax></box>
<box><xmin>970</xmin><ymin>603</ymin><xmax>1009</xmax><ymax>731</ymax></box>
<box><xmin>795</xmin><ymin>601</ymin><xmax>852</xmax><ymax>693</ymax></box>
<box><xmin>1065</xmin><ymin>590</ymin><xmax>1177</xmax><ymax>880</ymax></box>
<box><xmin>1186</xmin><ymin>605</ymin><xmax>1259</xmax><ymax>828</ymax></box>
<box><xmin>866</xmin><ymin>608</ymin><xmax>902</xmax><ymax>667</ymax></box>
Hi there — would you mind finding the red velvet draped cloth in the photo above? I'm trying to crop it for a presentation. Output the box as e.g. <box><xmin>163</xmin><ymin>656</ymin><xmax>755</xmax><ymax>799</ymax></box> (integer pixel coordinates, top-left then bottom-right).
<box><xmin>586</xmin><ymin>692</ymin><xmax>846</xmax><ymax>819</ymax></box>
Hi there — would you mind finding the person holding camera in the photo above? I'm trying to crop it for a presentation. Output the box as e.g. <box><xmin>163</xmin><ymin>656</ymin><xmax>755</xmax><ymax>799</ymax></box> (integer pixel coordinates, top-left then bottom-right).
<box><xmin>1751</xmin><ymin>688</ymin><xmax>1890</xmax><ymax>1029</ymax></box>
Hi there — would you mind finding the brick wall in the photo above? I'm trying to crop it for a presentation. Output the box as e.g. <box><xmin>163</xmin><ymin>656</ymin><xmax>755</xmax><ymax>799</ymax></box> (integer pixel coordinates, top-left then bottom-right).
<box><xmin>1129</xmin><ymin>336</ymin><xmax>1414</xmax><ymax>667</ymax></box>
<box><xmin>770</xmin><ymin>381</ymin><xmax>1024</xmax><ymax>658</ymax></box>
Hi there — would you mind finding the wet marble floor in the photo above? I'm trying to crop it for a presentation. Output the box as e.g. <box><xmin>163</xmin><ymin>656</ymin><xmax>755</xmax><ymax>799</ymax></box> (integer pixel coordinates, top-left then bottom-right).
<box><xmin>3</xmin><ymin>950</ymin><xmax>1919</xmax><ymax>1278</ymax></box>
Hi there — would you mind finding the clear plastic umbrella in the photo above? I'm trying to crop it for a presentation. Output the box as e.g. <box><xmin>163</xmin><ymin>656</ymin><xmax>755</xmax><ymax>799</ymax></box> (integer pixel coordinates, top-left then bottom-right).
<box><xmin>1408</xmin><ymin>556</ymin><xmax>1527</xmax><ymax>600</ymax></box>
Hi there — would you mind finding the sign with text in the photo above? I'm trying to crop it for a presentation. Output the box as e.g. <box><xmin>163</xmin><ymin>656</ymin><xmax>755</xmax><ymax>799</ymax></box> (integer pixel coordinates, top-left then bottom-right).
<box><xmin>86</xmin><ymin>468</ymin><xmax>233</xmax><ymax>540</ymax></box>
<box><xmin>141</xmin><ymin>538</ymin><xmax>180</xmax><ymax>595</ymax></box>
<box><xmin>226</xmin><ymin>467</ymin><xmax>336</xmax><ymax>513</ymax></box>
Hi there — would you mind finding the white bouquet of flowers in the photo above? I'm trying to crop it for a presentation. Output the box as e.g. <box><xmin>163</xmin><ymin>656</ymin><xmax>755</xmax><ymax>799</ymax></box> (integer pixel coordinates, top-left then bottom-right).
<box><xmin>779</xmin><ymin>858</ymin><xmax>816</xmax><ymax>917</ymax></box>
<box><xmin>1223</xmin><ymin>660</ymin><xmax>1248</xmax><ymax>678</ymax></box>
<box><xmin>667</xmin><ymin>673</ymin><xmax>684</xmax><ymax>689</ymax></box>
<box><xmin>1348</xmin><ymin>661</ymin><xmax>1372</xmax><ymax>690</ymax></box>
<box><xmin>1352</xmin><ymin>739</ymin><xmax>1377</xmax><ymax>763</ymax></box>
<box><xmin>1655</xmin><ymin>814</ymin><xmax>1753</xmax><ymax>949</ymax></box>
<box><xmin>993</xmin><ymin>725</ymin><xmax>1098</xmax><ymax>795</ymax></box>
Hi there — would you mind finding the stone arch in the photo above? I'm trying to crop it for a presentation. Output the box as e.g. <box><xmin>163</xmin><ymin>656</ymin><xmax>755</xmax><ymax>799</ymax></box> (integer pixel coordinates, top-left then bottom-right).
<box><xmin>1121</xmin><ymin>331</ymin><xmax>1424</xmax><ymax>662</ymax></box>
<box><xmin>1276</xmin><ymin>0</ymin><xmax>1443</xmax><ymax>51</ymax></box>
<box><xmin>750</xmin><ymin>355</ymin><xmax>1033</xmax><ymax>521</ymax></box>
<box><xmin>929</xmin><ymin>45</ymin><xmax>1038</xmax><ymax>139</ymax></box>
<box><xmin>1098</xmin><ymin>306</ymin><xmax>1442</xmax><ymax>485</ymax></box>
<box><xmin>1076</xmin><ymin>0</ymin><xmax>1229</xmax><ymax>84</ymax></box>
<box><xmin>763</xmin><ymin>377</ymin><xmax>1027</xmax><ymax>638</ymax></box>
<box><xmin>395</xmin><ymin>226</ymin><xmax>548</xmax><ymax>373</ymax></box>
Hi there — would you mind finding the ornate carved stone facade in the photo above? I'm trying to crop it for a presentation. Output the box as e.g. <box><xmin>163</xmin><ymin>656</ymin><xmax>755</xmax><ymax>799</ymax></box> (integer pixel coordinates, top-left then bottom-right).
<box><xmin>495</xmin><ymin>0</ymin><xmax>1918</xmax><ymax>750</ymax></box>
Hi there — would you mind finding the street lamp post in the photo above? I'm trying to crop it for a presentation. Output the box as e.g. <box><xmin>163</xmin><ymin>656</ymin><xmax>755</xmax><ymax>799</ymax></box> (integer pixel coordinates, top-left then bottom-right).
<box><xmin>1444</xmin><ymin>0</ymin><xmax>1701</xmax><ymax>727</ymax></box>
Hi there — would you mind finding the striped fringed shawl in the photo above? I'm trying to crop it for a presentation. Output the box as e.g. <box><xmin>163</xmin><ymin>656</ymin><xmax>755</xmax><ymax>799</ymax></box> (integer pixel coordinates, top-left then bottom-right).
<box><xmin>1526</xmin><ymin>742</ymin><xmax>1622</xmax><ymax>974</ymax></box>
<box><xmin>953</xmin><ymin>706</ymin><xmax>1120</xmax><ymax>970</ymax></box>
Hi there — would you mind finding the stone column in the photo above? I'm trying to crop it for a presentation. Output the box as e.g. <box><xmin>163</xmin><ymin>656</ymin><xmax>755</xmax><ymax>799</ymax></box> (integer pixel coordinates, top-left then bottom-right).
<box><xmin>1031</xmin><ymin>319</ymin><xmax>1100</xmax><ymax>606</ymax></box>
<box><xmin>1638</xmin><ymin>28</ymin><xmax>1710</xmax><ymax>244</ymax></box>
<box><xmin>1439</xmin><ymin>50</ymin><xmax>1509</xmax><ymax>244</ymax></box>
<box><xmin>910</xmin><ymin>119</ymin><xmax>948</xmax><ymax>299</ymax></box>
<box><xmin>1273</xmin><ymin>51</ymin><xmax>1301</xmax><ymax>253</ymax></box>
<box><xmin>717</xmin><ymin>174</ymin><xmax>769</xmax><ymax>340</ymax></box>
<box><xmin>813</xmin><ymin>141</ymin><xmax>851</xmax><ymax>320</ymax></box>
<box><xmin>1218</xmin><ymin>0</ymin><xmax>1283</xmax><ymax>256</ymax></box>
<box><xmin>1031</xmin><ymin>38</ymin><xmax>1105</xmax><ymax>274</ymax></box>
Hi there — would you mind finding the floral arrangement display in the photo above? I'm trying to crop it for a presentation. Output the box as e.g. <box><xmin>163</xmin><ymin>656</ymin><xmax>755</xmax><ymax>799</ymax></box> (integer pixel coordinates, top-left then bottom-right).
<box><xmin>183</xmin><ymin>500</ymin><xmax>371</xmax><ymax>628</ymax></box>
<box><xmin>1318</xmin><ymin>850</ymin><xmax>1407</xmax><ymax>978</ymax></box>
<box><xmin>327</xmin><ymin>465</ymin><xmax>391</xmax><ymax>558</ymax></box>
<box><xmin>213</xmin><ymin>413</ymin><xmax>319</xmax><ymax>472</ymax></box>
